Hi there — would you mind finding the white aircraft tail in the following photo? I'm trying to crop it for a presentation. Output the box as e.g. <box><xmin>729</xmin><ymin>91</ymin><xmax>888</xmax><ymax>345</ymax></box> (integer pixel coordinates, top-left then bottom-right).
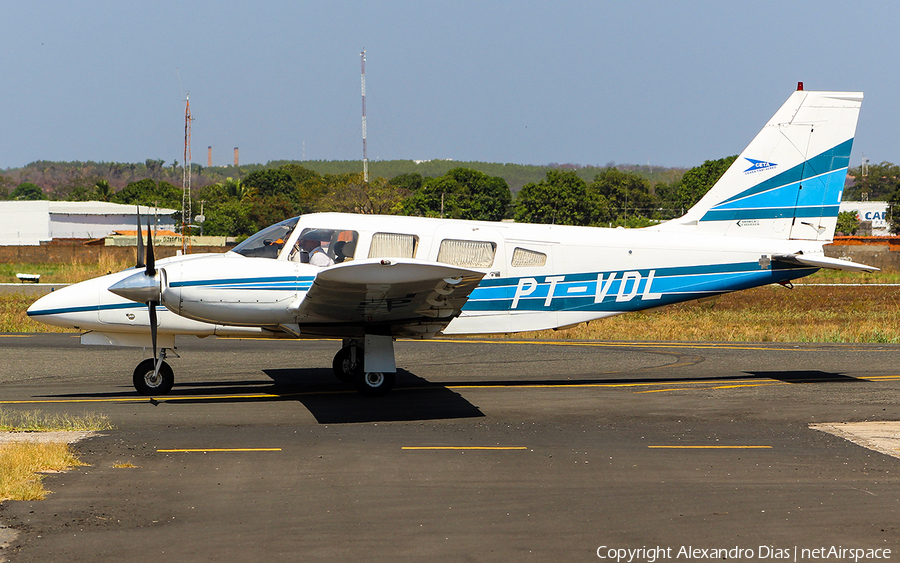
<box><xmin>661</xmin><ymin>88</ymin><xmax>862</xmax><ymax>241</ymax></box>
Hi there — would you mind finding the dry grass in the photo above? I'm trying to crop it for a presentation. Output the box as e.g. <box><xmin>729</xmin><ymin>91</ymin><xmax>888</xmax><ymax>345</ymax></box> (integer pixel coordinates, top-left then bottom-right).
<box><xmin>0</xmin><ymin>255</ymin><xmax>133</xmax><ymax>285</ymax></box>
<box><xmin>3</xmin><ymin>255</ymin><xmax>133</xmax><ymax>333</ymax></box>
<box><xmin>0</xmin><ymin>408</ymin><xmax>114</xmax><ymax>432</ymax></box>
<box><xmin>0</xmin><ymin>441</ymin><xmax>87</xmax><ymax>501</ymax></box>
<box><xmin>1</xmin><ymin>292</ymin><xmax>76</xmax><ymax>333</ymax></box>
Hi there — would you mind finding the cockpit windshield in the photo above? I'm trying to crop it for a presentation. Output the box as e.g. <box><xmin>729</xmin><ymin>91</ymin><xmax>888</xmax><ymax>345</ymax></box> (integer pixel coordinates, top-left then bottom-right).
<box><xmin>231</xmin><ymin>217</ymin><xmax>299</xmax><ymax>258</ymax></box>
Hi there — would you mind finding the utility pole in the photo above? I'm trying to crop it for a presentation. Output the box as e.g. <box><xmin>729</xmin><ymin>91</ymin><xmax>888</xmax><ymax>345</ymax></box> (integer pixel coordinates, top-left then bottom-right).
<box><xmin>182</xmin><ymin>94</ymin><xmax>193</xmax><ymax>254</ymax></box>
<box><xmin>361</xmin><ymin>49</ymin><xmax>368</xmax><ymax>183</ymax></box>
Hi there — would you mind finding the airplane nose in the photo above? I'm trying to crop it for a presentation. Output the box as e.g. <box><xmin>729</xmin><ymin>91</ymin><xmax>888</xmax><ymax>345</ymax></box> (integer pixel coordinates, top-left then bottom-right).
<box><xmin>26</xmin><ymin>284</ymin><xmax>90</xmax><ymax>329</ymax></box>
<box><xmin>26</xmin><ymin>288</ymin><xmax>65</xmax><ymax>317</ymax></box>
<box><xmin>108</xmin><ymin>269</ymin><xmax>164</xmax><ymax>304</ymax></box>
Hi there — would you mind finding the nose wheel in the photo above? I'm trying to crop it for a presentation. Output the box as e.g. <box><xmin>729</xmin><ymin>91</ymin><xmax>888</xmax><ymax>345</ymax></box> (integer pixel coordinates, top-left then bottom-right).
<box><xmin>133</xmin><ymin>355</ymin><xmax>174</xmax><ymax>396</ymax></box>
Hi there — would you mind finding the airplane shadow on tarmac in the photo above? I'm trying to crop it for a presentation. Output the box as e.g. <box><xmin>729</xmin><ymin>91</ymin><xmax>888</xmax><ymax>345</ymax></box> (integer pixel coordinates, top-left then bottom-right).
<box><xmin>744</xmin><ymin>370</ymin><xmax>865</xmax><ymax>383</ymax></box>
<box><xmin>36</xmin><ymin>368</ymin><xmax>486</xmax><ymax>424</ymax></box>
<box><xmin>264</xmin><ymin>368</ymin><xmax>486</xmax><ymax>424</ymax></box>
<box><xmin>35</xmin><ymin>369</ymin><xmax>868</xmax><ymax>424</ymax></box>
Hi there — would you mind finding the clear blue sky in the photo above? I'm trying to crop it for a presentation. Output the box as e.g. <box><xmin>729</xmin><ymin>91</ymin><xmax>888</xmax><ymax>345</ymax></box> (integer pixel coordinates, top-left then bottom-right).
<box><xmin>2</xmin><ymin>1</ymin><xmax>897</xmax><ymax>170</ymax></box>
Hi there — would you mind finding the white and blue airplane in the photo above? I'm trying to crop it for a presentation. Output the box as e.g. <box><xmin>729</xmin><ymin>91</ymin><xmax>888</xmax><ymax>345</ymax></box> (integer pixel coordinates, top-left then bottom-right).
<box><xmin>28</xmin><ymin>87</ymin><xmax>875</xmax><ymax>397</ymax></box>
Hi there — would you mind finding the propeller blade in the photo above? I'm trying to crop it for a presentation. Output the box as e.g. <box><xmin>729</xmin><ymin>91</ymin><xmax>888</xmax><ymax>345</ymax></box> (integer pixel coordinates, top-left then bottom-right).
<box><xmin>149</xmin><ymin>302</ymin><xmax>158</xmax><ymax>362</ymax></box>
<box><xmin>136</xmin><ymin>206</ymin><xmax>145</xmax><ymax>269</ymax></box>
<box><xmin>145</xmin><ymin>216</ymin><xmax>156</xmax><ymax>276</ymax></box>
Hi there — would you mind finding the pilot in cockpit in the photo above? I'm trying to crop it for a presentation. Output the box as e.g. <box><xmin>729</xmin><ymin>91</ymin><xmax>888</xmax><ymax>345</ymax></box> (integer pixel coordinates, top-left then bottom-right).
<box><xmin>291</xmin><ymin>235</ymin><xmax>334</xmax><ymax>267</ymax></box>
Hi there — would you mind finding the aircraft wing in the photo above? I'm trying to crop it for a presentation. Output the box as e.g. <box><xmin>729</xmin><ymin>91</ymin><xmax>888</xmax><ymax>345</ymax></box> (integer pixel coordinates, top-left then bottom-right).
<box><xmin>289</xmin><ymin>258</ymin><xmax>485</xmax><ymax>338</ymax></box>
<box><xmin>772</xmin><ymin>253</ymin><xmax>879</xmax><ymax>273</ymax></box>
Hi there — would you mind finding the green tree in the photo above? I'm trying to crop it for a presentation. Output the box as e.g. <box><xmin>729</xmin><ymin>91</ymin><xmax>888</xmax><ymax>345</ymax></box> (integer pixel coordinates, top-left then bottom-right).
<box><xmin>219</xmin><ymin>177</ymin><xmax>257</xmax><ymax>202</ymax></box>
<box><xmin>95</xmin><ymin>179</ymin><xmax>113</xmax><ymax>202</ymax></box>
<box><xmin>589</xmin><ymin>168</ymin><xmax>657</xmax><ymax>224</ymax></box>
<box><xmin>846</xmin><ymin>161</ymin><xmax>900</xmax><ymax>201</ymax></box>
<box><xmin>112</xmin><ymin>179</ymin><xmax>183</xmax><ymax>209</ymax></box>
<box><xmin>836</xmin><ymin>210</ymin><xmax>859</xmax><ymax>235</ymax></box>
<box><xmin>514</xmin><ymin>170</ymin><xmax>594</xmax><ymax>226</ymax></box>
<box><xmin>401</xmin><ymin>167</ymin><xmax>511</xmax><ymax>221</ymax></box>
<box><xmin>673</xmin><ymin>155</ymin><xmax>738</xmax><ymax>213</ymax></box>
<box><xmin>320</xmin><ymin>175</ymin><xmax>410</xmax><ymax>215</ymax></box>
<box><xmin>11</xmin><ymin>182</ymin><xmax>46</xmax><ymax>200</ymax></box>
<box><xmin>201</xmin><ymin>200</ymin><xmax>254</xmax><ymax>237</ymax></box>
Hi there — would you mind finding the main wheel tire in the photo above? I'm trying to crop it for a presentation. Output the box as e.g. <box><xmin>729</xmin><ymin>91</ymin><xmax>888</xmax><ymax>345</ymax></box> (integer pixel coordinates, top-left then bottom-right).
<box><xmin>332</xmin><ymin>346</ymin><xmax>361</xmax><ymax>383</ymax></box>
<box><xmin>133</xmin><ymin>358</ymin><xmax>174</xmax><ymax>396</ymax></box>
<box><xmin>354</xmin><ymin>371</ymin><xmax>395</xmax><ymax>397</ymax></box>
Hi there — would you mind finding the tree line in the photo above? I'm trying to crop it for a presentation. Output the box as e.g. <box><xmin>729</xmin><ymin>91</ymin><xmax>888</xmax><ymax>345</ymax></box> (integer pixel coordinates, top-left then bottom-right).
<box><xmin>4</xmin><ymin>156</ymin><xmax>897</xmax><ymax>237</ymax></box>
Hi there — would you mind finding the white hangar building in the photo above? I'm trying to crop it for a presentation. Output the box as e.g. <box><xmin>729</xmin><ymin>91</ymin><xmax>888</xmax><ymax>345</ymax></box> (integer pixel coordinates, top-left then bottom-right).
<box><xmin>0</xmin><ymin>201</ymin><xmax>178</xmax><ymax>246</ymax></box>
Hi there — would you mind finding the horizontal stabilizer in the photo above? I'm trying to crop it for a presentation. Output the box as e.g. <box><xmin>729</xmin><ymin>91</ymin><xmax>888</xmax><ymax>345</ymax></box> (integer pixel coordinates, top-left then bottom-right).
<box><xmin>772</xmin><ymin>253</ymin><xmax>879</xmax><ymax>273</ymax></box>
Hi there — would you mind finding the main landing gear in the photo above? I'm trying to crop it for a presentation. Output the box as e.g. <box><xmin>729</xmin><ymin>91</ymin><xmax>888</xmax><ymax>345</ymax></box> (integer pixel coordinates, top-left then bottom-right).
<box><xmin>332</xmin><ymin>338</ymin><xmax>396</xmax><ymax>397</ymax></box>
<box><xmin>132</xmin><ymin>349</ymin><xmax>174</xmax><ymax>395</ymax></box>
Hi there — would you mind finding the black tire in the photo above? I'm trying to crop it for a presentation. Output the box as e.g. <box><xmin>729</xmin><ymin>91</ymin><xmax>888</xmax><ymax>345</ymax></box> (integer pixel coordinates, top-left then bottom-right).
<box><xmin>354</xmin><ymin>371</ymin><xmax>395</xmax><ymax>397</ymax></box>
<box><xmin>332</xmin><ymin>346</ymin><xmax>361</xmax><ymax>383</ymax></box>
<box><xmin>133</xmin><ymin>358</ymin><xmax>174</xmax><ymax>396</ymax></box>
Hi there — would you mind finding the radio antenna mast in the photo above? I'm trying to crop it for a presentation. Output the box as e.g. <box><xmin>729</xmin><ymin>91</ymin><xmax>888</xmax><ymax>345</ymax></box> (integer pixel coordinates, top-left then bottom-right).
<box><xmin>182</xmin><ymin>93</ymin><xmax>193</xmax><ymax>253</ymax></box>
<box><xmin>361</xmin><ymin>49</ymin><xmax>368</xmax><ymax>183</ymax></box>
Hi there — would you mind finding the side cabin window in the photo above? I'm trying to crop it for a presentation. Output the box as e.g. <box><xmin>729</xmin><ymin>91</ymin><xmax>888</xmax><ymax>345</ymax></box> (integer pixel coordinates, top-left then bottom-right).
<box><xmin>231</xmin><ymin>217</ymin><xmax>299</xmax><ymax>259</ymax></box>
<box><xmin>368</xmin><ymin>232</ymin><xmax>418</xmax><ymax>259</ymax></box>
<box><xmin>511</xmin><ymin>247</ymin><xmax>547</xmax><ymax>267</ymax></box>
<box><xmin>290</xmin><ymin>228</ymin><xmax>358</xmax><ymax>266</ymax></box>
<box><xmin>437</xmin><ymin>239</ymin><xmax>496</xmax><ymax>268</ymax></box>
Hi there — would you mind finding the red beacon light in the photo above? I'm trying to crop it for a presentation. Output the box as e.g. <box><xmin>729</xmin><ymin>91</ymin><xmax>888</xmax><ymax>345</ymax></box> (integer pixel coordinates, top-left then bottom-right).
<box><xmin>797</xmin><ymin>81</ymin><xmax>804</xmax><ymax>91</ymax></box>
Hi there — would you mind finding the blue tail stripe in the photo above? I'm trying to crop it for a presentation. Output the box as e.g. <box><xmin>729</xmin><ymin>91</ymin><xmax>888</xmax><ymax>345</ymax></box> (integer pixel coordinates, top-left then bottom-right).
<box><xmin>714</xmin><ymin>139</ymin><xmax>853</xmax><ymax>207</ymax></box>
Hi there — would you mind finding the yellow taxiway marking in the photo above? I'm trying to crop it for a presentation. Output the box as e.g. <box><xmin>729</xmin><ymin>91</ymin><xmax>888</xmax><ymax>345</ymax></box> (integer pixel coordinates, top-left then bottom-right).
<box><xmin>648</xmin><ymin>445</ymin><xmax>772</xmax><ymax>449</ymax></box>
<box><xmin>157</xmin><ymin>448</ymin><xmax>282</xmax><ymax>453</ymax></box>
<box><xmin>0</xmin><ymin>390</ymin><xmax>355</xmax><ymax>405</ymax></box>
<box><xmin>434</xmin><ymin>338</ymin><xmax>822</xmax><ymax>353</ymax></box>
<box><xmin>402</xmin><ymin>446</ymin><xmax>528</xmax><ymax>451</ymax></box>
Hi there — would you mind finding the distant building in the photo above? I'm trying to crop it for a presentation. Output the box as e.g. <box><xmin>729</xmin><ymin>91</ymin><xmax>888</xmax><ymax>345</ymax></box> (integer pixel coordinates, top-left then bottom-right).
<box><xmin>0</xmin><ymin>201</ymin><xmax>178</xmax><ymax>246</ymax></box>
<box><xmin>839</xmin><ymin>201</ymin><xmax>890</xmax><ymax>236</ymax></box>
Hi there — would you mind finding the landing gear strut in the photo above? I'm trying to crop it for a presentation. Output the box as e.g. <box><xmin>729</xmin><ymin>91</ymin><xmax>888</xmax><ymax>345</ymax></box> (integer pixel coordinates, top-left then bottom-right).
<box><xmin>332</xmin><ymin>338</ymin><xmax>396</xmax><ymax>397</ymax></box>
<box><xmin>133</xmin><ymin>349</ymin><xmax>174</xmax><ymax>395</ymax></box>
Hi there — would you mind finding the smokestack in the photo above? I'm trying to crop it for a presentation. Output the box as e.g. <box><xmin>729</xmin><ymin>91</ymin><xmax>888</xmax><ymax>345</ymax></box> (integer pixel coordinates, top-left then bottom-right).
<box><xmin>207</xmin><ymin>146</ymin><xmax>212</xmax><ymax>168</ymax></box>
<box><xmin>234</xmin><ymin>147</ymin><xmax>239</xmax><ymax>167</ymax></box>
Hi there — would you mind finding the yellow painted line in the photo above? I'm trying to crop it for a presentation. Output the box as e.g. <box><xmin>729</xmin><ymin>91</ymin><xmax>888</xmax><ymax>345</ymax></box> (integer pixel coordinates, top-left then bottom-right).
<box><xmin>709</xmin><ymin>382</ymin><xmax>790</xmax><ymax>390</ymax></box>
<box><xmin>402</xmin><ymin>446</ymin><xmax>528</xmax><ymax>450</ymax></box>
<box><xmin>0</xmin><ymin>334</ymin><xmax>35</xmax><ymax>338</ymax></box>
<box><xmin>648</xmin><ymin>445</ymin><xmax>772</xmax><ymax>449</ymax></box>
<box><xmin>433</xmin><ymin>338</ymin><xmax>819</xmax><ymax>352</ymax></box>
<box><xmin>0</xmin><ymin>389</ymin><xmax>355</xmax><ymax>405</ymax></box>
<box><xmin>157</xmin><ymin>448</ymin><xmax>282</xmax><ymax>453</ymax></box>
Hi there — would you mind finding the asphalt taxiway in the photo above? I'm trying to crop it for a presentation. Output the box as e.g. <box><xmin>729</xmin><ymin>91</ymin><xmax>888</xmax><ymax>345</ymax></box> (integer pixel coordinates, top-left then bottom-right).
<box><xmin>1</xmin><ymin>333</ymin><xmax>899</xmax><ymax>562</ymax></box>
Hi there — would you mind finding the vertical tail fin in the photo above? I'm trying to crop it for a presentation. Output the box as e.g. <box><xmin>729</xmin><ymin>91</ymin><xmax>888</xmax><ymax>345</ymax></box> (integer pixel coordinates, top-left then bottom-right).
<box><xmin>663</xmin><ymin>89</ymin><xmax>862</xmax><ymax>241</ymax></box>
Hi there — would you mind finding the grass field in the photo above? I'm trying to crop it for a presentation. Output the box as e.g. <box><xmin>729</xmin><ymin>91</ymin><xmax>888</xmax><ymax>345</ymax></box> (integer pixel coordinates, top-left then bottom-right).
<box><xmin>0</xmin><ymin>409</ymin><xmax>113</xmax><ymax>501</ymax></box>
<box><xmin>4</xmin><ymin>261</ymin><xmax>899</xmax><ymax>343</ymax></box>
